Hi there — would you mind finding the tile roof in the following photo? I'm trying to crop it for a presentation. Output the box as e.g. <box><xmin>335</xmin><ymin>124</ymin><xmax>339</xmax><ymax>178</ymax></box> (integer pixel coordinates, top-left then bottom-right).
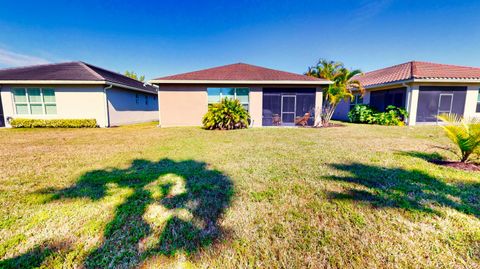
<box><xmin>0</xmin><ymin>62</ymin><xmax>157</xmax><ymax>93</ymax></box>
<box><xmin>355</xmin><ymin>61</ymin><xmax>480</xmax><ymax>87</ymax></box>
<box><xmin>153</xmin><ymin>63</ymin><xmax>329</xmax><ymax>82</ymax></box>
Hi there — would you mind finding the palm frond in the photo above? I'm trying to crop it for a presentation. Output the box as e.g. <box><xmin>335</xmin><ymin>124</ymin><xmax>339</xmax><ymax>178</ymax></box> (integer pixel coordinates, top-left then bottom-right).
<box><xmin>437</xmin><ymin>113</ymin><xmax>480</xmax><ymax>162</ymax></box>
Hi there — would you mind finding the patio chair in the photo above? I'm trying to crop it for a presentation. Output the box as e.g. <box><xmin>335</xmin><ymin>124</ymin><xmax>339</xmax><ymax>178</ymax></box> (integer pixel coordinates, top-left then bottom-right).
<box><xmin>272</xmin><ymin>114</ymin><xmax>281</xmax><ymax>126</ymax></box>
<box><xmin>295</xmin><ymin>112</ymin><xmax>310</xmax><ymax>127</ymax></box>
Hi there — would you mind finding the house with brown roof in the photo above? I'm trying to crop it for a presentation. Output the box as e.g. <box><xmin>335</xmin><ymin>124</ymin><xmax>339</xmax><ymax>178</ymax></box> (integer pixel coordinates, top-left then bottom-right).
<box><xmin>333</xmin><ymin>61</ymin><xmax>480</xmax><ymax>125</ymax></box>
<box><xmin>0</xmin><ymin>62</ymin><xmax>158</xmax><ymax>127</ymax></box>
<box><xmin>150</xmin><ymin>63</ymin><xmax>331</xmax><ymax>127</ymax></box>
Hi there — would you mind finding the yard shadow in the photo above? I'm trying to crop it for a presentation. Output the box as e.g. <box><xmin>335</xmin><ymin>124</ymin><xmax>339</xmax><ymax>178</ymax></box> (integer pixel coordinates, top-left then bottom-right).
<box><xmin>0</xmin><ymin>241</ymin><xmax>69</xmax><ymax>269</ymax></box>
<box><xmin>325</xmin><ymin>161</ymin><xmax>480</xmax><ymax>218</ymax></box>
<box><xmin>36</xmin><ymin>158</ymin><xmax>233</xmax><ymax>268</ymax></box>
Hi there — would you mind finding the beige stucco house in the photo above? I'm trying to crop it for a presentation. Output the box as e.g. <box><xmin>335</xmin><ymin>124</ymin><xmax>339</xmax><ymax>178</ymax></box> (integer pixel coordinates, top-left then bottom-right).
<box><xmin>333</xmin><ymin>61</ymin><xmax>480</xmax><ymax>125</ymax></box>
<box><xmin>150</xmin><ymin>63</ymin><xmax>331</xmax><ymax>127</ymax></box>
<box><xmin>0</xmin><ymin>62</ymin><xmax>158</xmax><ymax>127</ymax></box>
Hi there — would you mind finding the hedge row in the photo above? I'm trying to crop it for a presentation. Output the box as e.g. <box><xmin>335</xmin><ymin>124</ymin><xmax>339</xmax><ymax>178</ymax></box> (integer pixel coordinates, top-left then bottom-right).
<box><xmin>10</xmin><ymin>118</ymin><xmax>97</xmax><ymax>128</ymax></box>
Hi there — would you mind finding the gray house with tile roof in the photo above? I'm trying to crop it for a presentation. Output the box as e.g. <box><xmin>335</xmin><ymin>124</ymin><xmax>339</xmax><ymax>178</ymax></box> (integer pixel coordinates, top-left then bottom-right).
<box><xmin>0</xmin><ymin>62</ymin><xmax>158</xmax><ymax>127</ymax></box>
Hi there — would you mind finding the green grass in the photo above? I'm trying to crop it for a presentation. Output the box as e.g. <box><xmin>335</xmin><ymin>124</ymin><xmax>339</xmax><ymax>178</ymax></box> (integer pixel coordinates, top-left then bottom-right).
<box><xmin>0</xmin><ymin>122</ymin><xmax>479</xmax><ymax>268</ymax></box>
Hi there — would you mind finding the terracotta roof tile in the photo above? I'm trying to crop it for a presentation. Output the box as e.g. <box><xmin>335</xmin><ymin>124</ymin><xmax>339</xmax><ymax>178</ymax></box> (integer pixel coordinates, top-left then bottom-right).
<box><xmin>355</xmin><ymin>61</ymin><xmax>480</xmax><ymax>87</ymax></box>
<box><xmin>154</xmin><ymin>63</ymin><xmax>327</xmax><ymax>82</ymax></box>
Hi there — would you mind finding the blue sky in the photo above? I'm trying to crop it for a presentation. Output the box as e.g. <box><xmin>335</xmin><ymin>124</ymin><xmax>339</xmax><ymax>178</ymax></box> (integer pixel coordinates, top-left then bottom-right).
<box><xmin>0</xmin><ymin>0</ymin><xmax>479</xmax><ymax>80</ymax></box>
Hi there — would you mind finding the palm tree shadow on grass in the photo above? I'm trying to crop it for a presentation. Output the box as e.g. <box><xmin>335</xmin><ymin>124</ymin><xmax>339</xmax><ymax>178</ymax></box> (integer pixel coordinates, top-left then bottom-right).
<box><xmin>324</xmin><ymin>157</ymin><xmax>479</xmax><ymax>218</ymax></box>
<box><xmin>25</xmin><ymin>158</ymin><xmax>233</xmax><ymax>268</ymax></box>
<box><xmin>0</xmin><ymin>242</ymin><xmax>66</xmax><ymax>269</ymax></box>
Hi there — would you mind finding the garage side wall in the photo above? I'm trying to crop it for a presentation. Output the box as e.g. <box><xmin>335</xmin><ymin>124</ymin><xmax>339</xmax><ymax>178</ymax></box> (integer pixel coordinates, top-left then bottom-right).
<box><xmin>0</xmin><ymin>85</ymin><xmax>107</xmax><ymax>127</ymax></box>
<box><xmin>107</xmin><ymin>87</ymin><xmax>158</xmax><ymax>126</ymax></box>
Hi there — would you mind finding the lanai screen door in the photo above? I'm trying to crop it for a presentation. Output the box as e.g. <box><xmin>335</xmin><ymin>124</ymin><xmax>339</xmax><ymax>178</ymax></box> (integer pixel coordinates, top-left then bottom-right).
<box><xmin>262</xmin><ymin>88</ymin><xmax>315</xmax><ymax>126</ymax></box>
<box><xmin>281</xmin><ymin>95</ymin><xmax>296</xmax><ymax>125</ymax></box>
<box><xmin>416</xmin><ymin>86</ymin><xmax>466</xmax><ymax>123</ymax></box>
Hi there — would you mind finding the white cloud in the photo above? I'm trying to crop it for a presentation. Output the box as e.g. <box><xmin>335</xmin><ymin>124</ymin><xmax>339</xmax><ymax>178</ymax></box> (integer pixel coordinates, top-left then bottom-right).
<box><xmin>350</xmin><ymin>0</ymin><xmax>393</xmax><ymax>26</ymax></box>
<box><xmin>0</xmin><ymin>48</ymin><xmax>50</xmax><ymax>67</ymax></box>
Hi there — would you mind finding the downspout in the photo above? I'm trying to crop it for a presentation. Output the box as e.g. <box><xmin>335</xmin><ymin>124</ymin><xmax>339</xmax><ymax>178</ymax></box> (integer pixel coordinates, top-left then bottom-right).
<box><xmin>403</xmin><ymin>82</ymin><xmax>411</xmax><ymax>125</ymax></box>
<box><xmin>103</xmin><ymin>84</ymin><xmax>113</xmax><ymax>128</ymax></box>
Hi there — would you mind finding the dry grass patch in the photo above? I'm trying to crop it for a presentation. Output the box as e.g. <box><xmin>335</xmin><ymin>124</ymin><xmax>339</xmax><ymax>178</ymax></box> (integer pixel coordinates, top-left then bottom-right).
<box><xmin>0</xmin><ymin>122</ymin><xmax>479</xmax><ymax>268</ymax></box>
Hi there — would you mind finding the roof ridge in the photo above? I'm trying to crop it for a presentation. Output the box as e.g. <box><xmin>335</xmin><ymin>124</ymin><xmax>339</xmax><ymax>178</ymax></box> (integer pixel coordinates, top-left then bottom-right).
<box><xmin>362</xmin><ymin>61</ymin><xmax>412</xmax><ymax>75</ymax></box>
<box><xmin>81</xmin><ymin>62</ymin><xmax>154</xmax><ymax>85</ymax></box>
<box><xmin>410</xmin><ymin>61</ymin><xmax>416</xmax><ymax>79</ymax></box>
<box><xmin>412</xmin><ymin>60</ymin><xmax>480</xmax><ymax>69</ymax></box>
<box><xmin>154</xmin><ymin>62</ymin><xmax>320</xmax><ymax>81</ymax></box>
<box><xmin>77</xmin><ymin>62</ymin><xmax>104</xmax><ymax>80</ymax></box>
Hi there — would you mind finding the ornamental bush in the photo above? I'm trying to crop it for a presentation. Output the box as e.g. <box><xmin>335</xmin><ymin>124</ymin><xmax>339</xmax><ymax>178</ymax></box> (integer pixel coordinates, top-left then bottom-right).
<box><xmin>202</xmin><ymin>98</ymin><xmax>250</xmax><ymax>130</ymax></box>
<box><xmin>347</xmin><ymin>104</ymin><xmax>376</xmax><ymax>123</ymax></box>
<box><xmin>10</xmin><ymin>118</ymin><xmax>97</xmax><ymax>128</ymax></box>
<box><xmin>348</xmin><ymin>105</ymin><xmax>408</xmax><ymax>126</ymax></box>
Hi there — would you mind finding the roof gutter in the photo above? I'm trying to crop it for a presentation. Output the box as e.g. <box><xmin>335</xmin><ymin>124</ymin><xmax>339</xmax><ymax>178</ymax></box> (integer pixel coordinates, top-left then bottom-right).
<box><xmin>361</xmin><ymin>77</ymin><xmax>480</xmax><ymax>89</ymax></box>
<box><xmin>0</xmin><ymin>80</ymin><xmax>156</xmax><ymax>94</ymax></box>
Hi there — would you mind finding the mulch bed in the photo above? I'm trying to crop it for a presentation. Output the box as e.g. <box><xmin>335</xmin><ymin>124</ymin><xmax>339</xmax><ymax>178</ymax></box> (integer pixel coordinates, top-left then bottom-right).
<box><xmin>431</xmin><ymin>160</ymin><xmax>480</xmax><ymax>172</ymax></box>
<box><xmin>312</xmin><ymin>123</ymin><xmax>346</xmax><ymax>128</ymax></box>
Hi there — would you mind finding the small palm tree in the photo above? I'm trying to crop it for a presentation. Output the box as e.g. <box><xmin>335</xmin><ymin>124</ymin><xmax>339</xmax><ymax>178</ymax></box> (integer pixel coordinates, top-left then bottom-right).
<box><xmin>306</xmin><ymin>60</ymin><xmax>364</xmax><ymax>126</ymax></box>
<box><xmin>437</xmin><ymin>114</ymin><xmax>480</xmax><ymax>163</ymax></box>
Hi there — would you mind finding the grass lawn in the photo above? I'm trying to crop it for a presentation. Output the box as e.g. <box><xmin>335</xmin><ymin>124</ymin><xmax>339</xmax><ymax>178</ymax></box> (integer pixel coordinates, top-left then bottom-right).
<box><xmin>0</xmin><ymin>122</ymin><xmax>479</xmax><ymax>268</ymax></box>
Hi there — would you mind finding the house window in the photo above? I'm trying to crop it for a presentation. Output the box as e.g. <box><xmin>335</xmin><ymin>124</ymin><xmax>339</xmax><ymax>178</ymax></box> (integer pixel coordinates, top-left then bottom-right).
<box><xmin>13</xmin><ymin>88</ymin><xmax>56</xmax><ymax>115</ymax></box>
<box><xmin>135</xmin><ymin>94</ymin><xmax>139</xmax><ymax>104</ymax></box>
<box><xmin>207</xmin><ymin>88</ymin><xmax>249</xmax><ymax>111</ymax></box>
<box><xmin>477</xmin><ymin>89</ymin><xmax>480</xmax><ymax>112</ymax></box>
<box><xmin>349</xmin><ymin>94</ymin><xmax>363</xmax><ymax>110</ymax></box>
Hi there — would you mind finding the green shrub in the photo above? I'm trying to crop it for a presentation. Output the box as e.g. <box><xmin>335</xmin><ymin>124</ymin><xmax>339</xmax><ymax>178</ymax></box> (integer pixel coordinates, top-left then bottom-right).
<box><xmin>10</xmin><ymin>118</ymin><xmax>97</xmax><ymax>128</ymax></box>
<box><xmin>348</xmin><ymin>104</ymin><xmax>376</xmax><ymax>123</ymax></box>
<box><xmin>348</xmin><ymin>105</ymin><xmax>408</xmax><ymax>126</ymax></box>
<box><xmin>202</xmin><ymin>98</ymin><xmax>250</xmax><ymax>130</ymax></box>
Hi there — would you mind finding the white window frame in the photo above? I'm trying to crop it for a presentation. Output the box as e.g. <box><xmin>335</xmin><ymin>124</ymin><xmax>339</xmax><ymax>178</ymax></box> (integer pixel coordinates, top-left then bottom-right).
<box><xmin>207</xmin><ymin>87</ymin><xmax>250</xmax><ymax>110</ymax></box>
<box><xmin>12</xmin><ymin>88</ymin><xmax>57</xmax><ymax>115</ymax></box>
<box><xmin>349</xmin><ymin>94</ymin><xmax>363</xmax><ymax>110</ymax></box>
<box><xmin>476</xmin><ymin>89</ymin><xmax>480</xmax><ymax>113</ymax></box>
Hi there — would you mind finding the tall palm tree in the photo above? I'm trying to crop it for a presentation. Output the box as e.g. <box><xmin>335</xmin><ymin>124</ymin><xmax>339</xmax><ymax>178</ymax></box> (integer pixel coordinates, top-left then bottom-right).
<box><xmin>306</xmin><ymin>59</ymin><xmax>364</xmax><ymax>126</ymax></box>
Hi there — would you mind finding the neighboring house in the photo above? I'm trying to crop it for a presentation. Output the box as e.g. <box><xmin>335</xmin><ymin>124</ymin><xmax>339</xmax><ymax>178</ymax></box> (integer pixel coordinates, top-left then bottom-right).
<box><xmin>0</xmin><ymin>62</ymin><xmax>158</xmax><ymax>127</ymax></box>
<box><xmin>333</xmin><ymin>61</ymin><xmax>480</xmax><ymax>125</ymax></box>
<box><xmin>150</xmin><ymin>63</ymin><xmax>331</xmax><ymax>127</ymax></box>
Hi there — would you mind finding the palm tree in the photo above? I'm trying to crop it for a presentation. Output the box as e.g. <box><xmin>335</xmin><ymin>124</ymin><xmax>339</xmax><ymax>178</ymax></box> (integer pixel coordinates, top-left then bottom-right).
<box><xmin>437</xmin><ymin>114</ymin><xmax>480</xmax><ymax>163</ymax></box>
<box><xmin>306</xmin><ymin>59</ymin><xmax>364</xmax><ymax>126</ymax></box>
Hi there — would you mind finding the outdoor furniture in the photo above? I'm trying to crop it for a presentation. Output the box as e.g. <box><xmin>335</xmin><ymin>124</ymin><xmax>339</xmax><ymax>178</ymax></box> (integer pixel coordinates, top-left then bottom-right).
<box><xmin>272</xmin><ymin>114</ymin><xmax>281</xmax><ymax>126</ymax></box>
<box><xmin>295</xmin><ymin>112</ymin><xmax>310</xmax><ymax>127</ymax></box>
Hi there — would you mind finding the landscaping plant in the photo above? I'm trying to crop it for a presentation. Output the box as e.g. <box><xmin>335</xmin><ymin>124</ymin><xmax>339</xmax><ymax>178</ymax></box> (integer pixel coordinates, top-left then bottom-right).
<box><xmin>202</xmin><ymin>98</ymin><xmax>250</xmax><ymax>130</ymax></box>
<box><xmin>306</xmin><ymin>59</ymin><xmax>364</xmax><ymax>127</ymax></box>
<box><xmin>10</xmin><ymin>118</ymin><xmax>97</xmax><ymax>128</ymax></box>
<box><xmin>437</xmin><ymin>113</ymin><xmax>480</xmax><ymax>162</ymax></box>
<box><xmin>348</xmin><ymin>105</ymin><xmax>408</xmax><ymax>126</ymax></box>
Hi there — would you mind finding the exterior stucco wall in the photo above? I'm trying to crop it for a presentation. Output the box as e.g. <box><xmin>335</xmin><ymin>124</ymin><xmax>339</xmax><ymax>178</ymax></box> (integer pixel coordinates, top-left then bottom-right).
<box><xmin>0</xmin><ymin>85</ymin><xmax>108</xmax><ymax>127</ymax></box>
<box><xmin>249</xmin><ymin>87</ymin><xmax>263</xmax><ymax>127</ymax></box>
<box><xmin>156</xmin><ymin>84</ymin><xmax>326</xmax><ymax>127</ymax></box>
<box><xmin>107</xmin><ymin>87</ymin><xmax>158</xmax><ymax>126</ymax></box>
<box><xmin>158</xmin><ymin>85</ymin><xmax>208</xmax><ymax>127</ymax></box>
<box><xmin>332</xmin><ymin>99</ymin><xmax>350</xmax><ymax>121</ymax></box>
<box><xmin>465</xmin><ymin>85</ymin><xmax>480</xmax><ymax>119</ymax></box>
